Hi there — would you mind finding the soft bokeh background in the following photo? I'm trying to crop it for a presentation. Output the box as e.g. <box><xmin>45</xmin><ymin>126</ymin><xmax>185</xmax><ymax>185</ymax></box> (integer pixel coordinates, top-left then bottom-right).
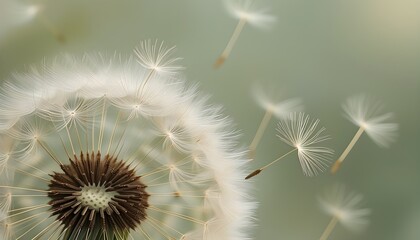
<box><xmin>0</xmin><ymin>0</ymin><xmax>419</xmax><ymax>239</ymax></box>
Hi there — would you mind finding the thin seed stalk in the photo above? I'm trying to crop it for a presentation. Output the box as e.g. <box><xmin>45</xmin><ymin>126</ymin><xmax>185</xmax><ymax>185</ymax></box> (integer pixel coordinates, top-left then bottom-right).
<box><xmin>214</xmin><ymin>17</ymin><xmax>247</xmax><ymax>68</ymax></box>
<box><xmin>63</xmin><ymin>228</ymin><xmax>129</xmax><ymax>240</ymax></box>
<box><xmin>137</xmin><ymin>69</ymin><xmax>156</xmax><ymax>97</ymax></box>
<box><xmin>331</xmin><ymin>126</ymin><xmax>365</xmax><ymax>174</ymax></box>
<box><xmin>319</xmin><ymin>216</ymin><xmax>339</xmax><ymax>240</ymax></box>
<box><xmin>249</xmin><ymin>109</ymin><xmax>273</xmax><ymax>159</ymax></box>
<box><xmin>245</xmin><ymin>148</ymin><xmax>297</xmax><ymax>179</ymax></box>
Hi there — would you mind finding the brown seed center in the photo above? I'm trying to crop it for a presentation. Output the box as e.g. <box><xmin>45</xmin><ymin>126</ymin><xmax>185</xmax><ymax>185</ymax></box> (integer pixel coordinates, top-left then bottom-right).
<box><xmin>48</xmin><ymin>151</ymin><xmax>149</xmax><ymax>238</ymax></box>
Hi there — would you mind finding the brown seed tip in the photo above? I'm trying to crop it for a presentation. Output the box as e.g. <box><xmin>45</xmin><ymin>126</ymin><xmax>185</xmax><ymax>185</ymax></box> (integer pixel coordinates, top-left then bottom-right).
<box><xmin>330</xmin><ymin>160</ymin><xmax>342</xmax><ymax>174</ymax></box>
<box><xmin>245</xmin><ymin>169</ymin><xmax>262</xmax><ymax>180</ymax></box>
<box><xmin>214</xmin><ymin>56</ymin><xmax>226</xmax><ymax>69</ymax></box>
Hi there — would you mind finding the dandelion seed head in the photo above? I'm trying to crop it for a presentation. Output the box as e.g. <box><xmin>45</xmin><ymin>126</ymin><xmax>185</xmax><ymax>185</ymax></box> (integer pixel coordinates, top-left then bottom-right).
<box><xmin>226</xmin><ymin>0</ymin><xmax>277</xmax><ymax>29</ymax></box>
<box><xmin>0</xmin><ymin>44</ymin><xmax>254</xmax><ymax>239</ymax></box>
<box><xmin>48</xmin><ymin>153</ymin><xmax>149</xmax><ymax>233</ymax></box>
<box><xmin>318</xmin><ymin>184</ymin><xmax>371</xmax><ymax>232</ymax></box>
<box><xmin>343</xmin><ymin>95</ymin><xmax>398</xmax><ymax>147</ymax></box>
<box><xmin>276</xmin><ymin>113</ymin><xmax>333</xmax><ymax>176</ymax></box>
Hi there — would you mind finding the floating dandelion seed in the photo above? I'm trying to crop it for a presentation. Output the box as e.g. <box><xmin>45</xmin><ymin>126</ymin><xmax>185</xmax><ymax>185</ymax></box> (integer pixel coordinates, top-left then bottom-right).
<box><xmin>134</xmin><ymin>40</ymin><xmax>184</xmax><ymax>76</ymax></box>
<box><xmin>331</xmin><ymin>95</ymin><xmax>398</xmax><ymax>174</ymax></box>
<box><xmin>214</xmin><ymin>0</ymin><xmax>276</xmax><ymax>68</ymax></box>
<box><xmin>0</xmin><ymin>0</ymin><xmax>39</xmax><ymax>38</ymax></box>
<box><xmin>0</xmin><ymin>42</ymin><xmax>254</xmax><ymax>239</ymax></box>
<box><xmin>0</xmin><ymin>0</ymin><xmax>65</xmax><ymax>43</ymax></box>
<box><xmin>246</xmin><ymin>113</ymin><xmax>333</xmax><ymax>179</ymax></box>
<box><xmin>318</xmin><ymin>184</ymin><xmax>371</xmax><ymax>240</ymax></box>
<box><xmin>248</xmin><ymin>85</ymin><xmax>303</xmax><ymax>159</ymax></box>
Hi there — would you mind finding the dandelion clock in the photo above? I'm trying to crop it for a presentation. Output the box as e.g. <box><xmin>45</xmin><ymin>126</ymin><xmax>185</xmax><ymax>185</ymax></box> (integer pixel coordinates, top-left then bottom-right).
<box><xmin>246</xmin><ymin>113</ymin><xmax>333</xmax><ymax>179</ymax></box>
<box><xmin>318</xmin><ymin>184</ymin><xmax>371</xmax><ymax>240</ymax></box>
<box><xmin>248</xmin><ymin>85</ymin><xmax>303</xmax><ymax>158</ymax></box>
<box><xmin>0</xmin><ymin>41</ymin><xmax>255</xmax><ymax>239</ymax></box>
<box><xmin>214</xmin><ymin>0</ymin><xmax>276</xmax><ymax>68</ymax></box>
<box><xmin>331</xmin><ymin>95</ymin><xmax>398</xmax><ymax>173</ymax></box>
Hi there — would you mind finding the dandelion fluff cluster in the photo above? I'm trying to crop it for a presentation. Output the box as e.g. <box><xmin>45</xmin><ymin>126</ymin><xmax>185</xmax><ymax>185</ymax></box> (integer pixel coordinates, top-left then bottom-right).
<box><xmin>0</xmin><ymin>43</ymin><xmax>254</xmax><ymax>239</ymax></box>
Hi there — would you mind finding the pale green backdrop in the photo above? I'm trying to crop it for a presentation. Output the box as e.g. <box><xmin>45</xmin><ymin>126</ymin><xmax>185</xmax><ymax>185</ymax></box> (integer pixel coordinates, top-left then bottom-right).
<box><xmin>0</xmin><ymin>0</ymin><xmax>419</xmax><ymax>239</ymax></box>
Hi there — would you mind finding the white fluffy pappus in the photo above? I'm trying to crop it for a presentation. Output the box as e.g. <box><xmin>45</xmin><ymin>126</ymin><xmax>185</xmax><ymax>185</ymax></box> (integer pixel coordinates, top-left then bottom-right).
<box><xmin>249</xmin><ymin>85</ymin><xmax>303</xmax><ymax>158</ymax></box>
<box><xmin>343</xmin><ymin>95</ymin><xmax>398</xmax><ymax>148</ymax></box>
<box><xmin>252</xmin><ymin>85</ymin><xmax>303</xmax><ymax>119</ymax></box>
<box><xmin>331</xmin><ymin>95</ymin><xmax>398</xmax><ymax>174</ymax></box>
<box><xmin>0</xmin><ymin>1</ymin><xmax>65</xmax><ymax>43</ymax></box>
<box><xmin>276</xmin><ymin>113</ymin><xmax>333</xmax><ymax>177</ymax></box>
<box><xmin>225</xmin><ymin>0</ymin><xmax>277</xmax><ymax>29</ymax></box>
<box><xmin>246</xmin><ymin>112</ymin><xmax>333</xmax><ymax>179</ymax></box>
<box><xmin>214</xmin><ymin>0</ymin><xmax>276</xmax><ymax>68</ymax></box>
<box><xmin>318</xmin><ymin>184</ymin><xmax>371</xmax><ymax>240</ymax></box>
<box><xmin>134</xmin><ymin>39</ymin><xmax>184</xmax><ymax>76</ymax></box>
<box><xmin>0</xmin><ymin>41</ymin><xmax>255</xmax><ymax>240</ymax></box>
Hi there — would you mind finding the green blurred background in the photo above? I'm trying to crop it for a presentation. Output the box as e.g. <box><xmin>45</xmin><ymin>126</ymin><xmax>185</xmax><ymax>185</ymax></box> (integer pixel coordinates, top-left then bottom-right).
<box><xmin>0</xmin><ymin>0</ymin><xmax>419</xmax><ymax>239</ymax></box>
